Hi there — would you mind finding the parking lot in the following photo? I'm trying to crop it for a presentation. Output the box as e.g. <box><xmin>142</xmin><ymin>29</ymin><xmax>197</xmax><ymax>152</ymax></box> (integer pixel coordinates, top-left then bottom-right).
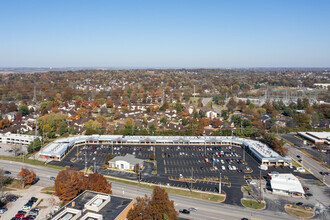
<box><xmin>49</xmin><ymin>144</ymin><xmax>155</xmax><ymax>172</ymax></box>
<box><xmin>0</xmin><ymin>185</ymin><xmax>60</xmax><ymax>220</ymax></box>
<box><xmin>49</xmin><ymin>143</ymin><xmax>318</xmax><ymax>205</ymax></box>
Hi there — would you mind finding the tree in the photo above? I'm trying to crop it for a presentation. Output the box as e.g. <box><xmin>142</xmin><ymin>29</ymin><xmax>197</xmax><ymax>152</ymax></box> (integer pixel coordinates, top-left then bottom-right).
<box><xmin>85</xmin><ymin>173</ymin><xmax>112</xmax><ymax>194</ymax></box>
<box><xmin>104</xmin><ymin>153</ymin><xmax>114</xmax><ymax>164</ymax></box>
<box><xmin>211</xmin><ymin>118</ymin><xmax>223</xmax><ymax>128</ymax></box>
<box><xmin>221</xmin><ymin>110</ymin><xmax>228</xmax><ymax>120</ymax></box>
<box><xmin>17</xmin><ymin>168</ymin><xmax>36</xmax><ymax>187</ymax></box>
<box><xmin>19</xmin><ymin>105</ymin><xmax>29</xmax><ymax>116</ymax></box>
<box><xmin>150</xmin><ymin>153</ymin><xmax>155</xmax><ymax>161</ymax></box>
<box><xmin>11</xmin><ymin>145</ymin><xmax>22</xmax><ymax>156</ymax></box>
<box><xmin>127</xmin><ymin>186</ymin><xmax>178</xmax><ymax>220</ymax></box>
<box><xmin>27</xmin><ymin>138</ymin><xmax>42</xmax><ymax>154</ymax></box>
<box><xmin>226</xmin><ymin>98</ymin><xmax>237</xmax><ymax>113</ymax></box>
<box><xmin>85</xmin><ymin>119</ymin><xmax>102</xmax><ymax>135</ymax></box>
<box><xmin>294</xmin><ymin>113</ymin><xmax>310</xmax><ymax>128</ymax></box>
<box><xmin>54</xmin><ymin>167</ymin><xmax>85</xmax><ymax>203</ymax></box>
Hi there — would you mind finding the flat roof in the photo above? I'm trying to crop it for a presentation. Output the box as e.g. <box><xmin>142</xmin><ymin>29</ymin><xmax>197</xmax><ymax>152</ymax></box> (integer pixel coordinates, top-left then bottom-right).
<box><xmin>306</xmin><ymin>132</ymin><xmax>330</xmax><ymax>139</ymax></box>
<box><xmin>269</xmin><ymin>173</ymin><xmax>304</xmax><ymax>194</ymax></box>
<box><xmin>52</xmin><ymin>190</ymin><xmax>133</xmax><ymax>220</ymax></box>
<box><xmin>40</xmin><ymin>135</ymin><xmax>288</xmax><ymax>162</ymax></box>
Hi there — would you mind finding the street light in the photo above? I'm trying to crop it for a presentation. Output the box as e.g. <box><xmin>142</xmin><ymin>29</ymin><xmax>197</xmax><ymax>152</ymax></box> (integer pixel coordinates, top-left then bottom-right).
<box><xmin>219</xmin><ymin>172</ymin><xmax>222</xmax><ymax>194</ymax></box>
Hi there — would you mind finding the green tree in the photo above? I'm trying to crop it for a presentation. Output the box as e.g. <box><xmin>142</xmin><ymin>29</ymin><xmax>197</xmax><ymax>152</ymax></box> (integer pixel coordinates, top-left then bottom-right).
<box><xmin>85</xmin><ymin>120</ymin><xmax>102</xmax><ymax>135</ymax></box>
<box><xmin>27</xmin><ymin>138</ymin><xmax>42</xmax><ymax>154</ymax></box>
<box><xmin>19</xmin><ymin>105</ymin><xmax>29</xmax><ymax>116</ymax></box>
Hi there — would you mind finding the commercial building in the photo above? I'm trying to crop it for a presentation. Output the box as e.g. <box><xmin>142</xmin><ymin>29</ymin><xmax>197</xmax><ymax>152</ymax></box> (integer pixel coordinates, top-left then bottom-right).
<box><xmin>298</xmin><ymin>132</ymin><xmax>330</xmax><ymax>145</ymax></box>
<box><xmin>51</xmin><ymin>190</ymin><xmax>134</xmax><ymax>220</ymax></box>
<box><xmin>109</xmin><ymin>154</ymin><xmax>144</xmax><ymax>170</ymax></box>
<box><xmin>0</xmin><ymin>132</ymin><xmax>39</xmax><ymax>146</ymax></box>
<box><xmin>267</xmin><ymin>173</ymin><xmax>305</xmax><ymax>197</ymax></box>
<box><xmin>39</xmin><ymin>135</ymin><xmax>291</xmax><ymax>166</ymax></box>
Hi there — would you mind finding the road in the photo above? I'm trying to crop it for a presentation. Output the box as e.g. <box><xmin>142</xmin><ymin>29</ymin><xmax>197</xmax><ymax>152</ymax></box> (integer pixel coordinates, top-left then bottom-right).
<box><xmin>284</xmin><ymin>144</ymin><xmax>330</xmax><ymax>187</ymax></box>
<box><xmin>0</xmin><ymin>160</ymin><xmax>296</xmax><ymax>220</ymax></box>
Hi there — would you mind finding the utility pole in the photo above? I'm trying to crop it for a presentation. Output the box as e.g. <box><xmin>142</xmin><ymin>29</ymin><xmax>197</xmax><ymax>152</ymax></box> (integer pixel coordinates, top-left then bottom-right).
<box><xmin>190</xmin><ymin>167</ymin><xmax>193</xmax><ymax>192</ymax></box>
<box><xmin>219</xmin><ymin>172</ymin><xmax>222</xmax><ymax>194</ymax></box>
<box><xmin>204</xmin><ymin>142</ymin><xmax>206</xmax><ymax>155</ymax></box>
<box><xmin>243</xmin><ymin>147</ymin><xmax>245</xmax><ymax>162</ymax></box>
<box><xmin>112</xmin><ymin>142</ymin><xmax>113</xmax><ymax>155</ymax></box>
<box><xmin>259</xmin><ymin>168</ymin><xmax>262</xmax><ymax>202</ymax></box>
<box><xmin>84</xmin><ymin>148</ymin><xmax>87</xmax><ymax>174</ymax></box>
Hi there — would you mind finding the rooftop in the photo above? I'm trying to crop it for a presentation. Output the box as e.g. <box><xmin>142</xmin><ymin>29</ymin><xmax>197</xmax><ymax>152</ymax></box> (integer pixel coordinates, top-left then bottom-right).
<box><xmin>269</xmin><ymin>173</ymin><xmax>304</xmax><ymax>194</ymax></box>
<box><xmin>51</xmin><ymin>190</ymin><xmax>133</xmax><ymax>220</ymax></box>
<box><xmin>109</xmin><ymin>154</ymin><xmax>144</xmax><ymax>165</ymax></box>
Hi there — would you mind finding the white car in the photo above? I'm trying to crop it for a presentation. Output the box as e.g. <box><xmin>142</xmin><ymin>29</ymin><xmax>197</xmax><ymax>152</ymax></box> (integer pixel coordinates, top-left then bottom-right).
<box><xmin>23</xmin><ymin>205</ymin><xmax>32</xmax><ymax>210</ymax></box>
<box><xmin>222</xmin><ymin>165</ymin><xmax>226</xmax><ymax>170</ymax></box>
<box><xmin>214</xmin><ymin>166</ymin><xmax>218</xmax><ymax>170</ymax></box>
<box><xmin>221</xmin><ymin>160</ymin><xmax>224</xmax><ymax>164</ymax></box>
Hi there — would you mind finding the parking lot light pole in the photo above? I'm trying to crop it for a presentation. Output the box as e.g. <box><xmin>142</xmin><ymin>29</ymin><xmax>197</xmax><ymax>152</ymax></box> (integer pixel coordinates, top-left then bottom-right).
<box><xmin>190</xmin><ymin>167</ymin><xmax>193</xmax><ymax>192</ymax></box>
<box><xmin>219</xmin><ymin>172</ymin><xmax>222</xmax><ymax>194</ymax></box>
<box><xmin>204</xmin><ymin>142</ymin><xmax>206</xmax><ymax>155</ymax></box>
<box><xmin>259</xmin><ymin>168</ymin><xmax>262</xmax><ymax>202</ymax></box>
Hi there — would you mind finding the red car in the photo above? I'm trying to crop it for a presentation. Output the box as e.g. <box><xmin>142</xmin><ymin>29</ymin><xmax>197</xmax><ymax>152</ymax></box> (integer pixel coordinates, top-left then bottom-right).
<box><xmin>303</xmin><ymin>187</ymin><xmax>310</xmax><ymax>191</ymax></box>
<box><xmin>15</xmin><ymin>213</ymin><xmax>25</xmax><ymax>218</ymax></box>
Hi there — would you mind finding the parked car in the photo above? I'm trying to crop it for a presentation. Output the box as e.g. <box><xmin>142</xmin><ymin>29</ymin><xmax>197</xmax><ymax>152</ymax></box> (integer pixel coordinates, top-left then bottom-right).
<box><xmin>188</xmin><ymin>207</ymin><xmax>197</xmax><ymax>211</ymax></box>
<box><xmin>16</xmin><ymin>213</ymin><xmax>25</xmax><ymax>218</ymax></box>
<box><xmin>296</xmin><ymin>202</ymin><xmax>303</xmax><ymax>206</ymax></box>
<box><xmin>179</xmin><ymin>209</ymin><xmax>190</xmax><ymax>214</ymax></box>
<box><xmin>303</xmin><ymin>187</ymin><xmax>309</xmax><ymax>191</ymax></box>
<box><xmin>0</xmin><ymin>208</ymin><xmax>8</xmax><ymax>214</ymax></box>
<box><xmin>23</xmin><ymin>204</ymin><xmax>32</xmax><ymax>210</ymax></box>
<box><xmin>5</xmin><ymin>170</ymin><xmax>11</xmax><ymax>174</ymax></box>
<box><xmin>9</xmin><ymin>195</ymin><xmax>19</xmax><ymax>202</ymax></box>
<box><xmin>50</xmin><ymin>176</ymin><xmax>56</xmax><ymax>180</ymax></box>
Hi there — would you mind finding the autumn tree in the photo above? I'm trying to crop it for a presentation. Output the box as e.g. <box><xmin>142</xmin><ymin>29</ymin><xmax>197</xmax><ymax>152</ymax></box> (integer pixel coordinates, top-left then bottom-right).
<box><xmin>226</xmin><ymin>98</ymin><xmax>237</xmax><ymax>113</ymax></box>
<box><xmin>54</xmin><ymin>167</ymin><xmax>85</xmax><ymax>203</ymax></box>
<box><xmin>55</xmin><ymin>168</ymin><xmax>112</xmax><ymax>203</ymax></box>
<box><xmin>127</xmin><ymin>186</ymin><xmax>178</xmax><ymax>220</ymax></box>
<box><xmin>17</xmin><ymin>168</ymin><xmax>36</xmax><ymax>187</ymax></box>
<box><xmin>85</xmin><ymin>119</ymin><xmax>102</xmax><ymax>135</ymax></box>
<box><xmin>84</xmin><ymin>173</ymin><xmax>112</xmax><ymax>194</ymax></box>
<box><xmin>211</xmin><ymin>118</ymin><xmax>223</xmax><ymax>128</ymax></box>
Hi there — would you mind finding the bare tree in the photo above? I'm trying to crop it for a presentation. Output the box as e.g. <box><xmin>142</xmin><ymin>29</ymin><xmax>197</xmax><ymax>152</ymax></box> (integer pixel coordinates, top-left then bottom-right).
<box><xmin>11</xmin><ymin>145</ymin><xmax>22</xmax><ymax>156</ymax></box>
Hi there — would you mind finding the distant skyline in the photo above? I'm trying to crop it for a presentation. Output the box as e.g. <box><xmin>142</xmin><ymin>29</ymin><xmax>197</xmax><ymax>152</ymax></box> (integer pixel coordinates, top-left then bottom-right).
<box><xmin>1</xmin><ymin>0</ymin><xmax>330</xmax><ymax>68</ymax></box>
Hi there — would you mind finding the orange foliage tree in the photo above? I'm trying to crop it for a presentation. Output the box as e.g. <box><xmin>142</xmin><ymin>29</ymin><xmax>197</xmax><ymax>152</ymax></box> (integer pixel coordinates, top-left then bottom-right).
<box><xmin>55</xmin><ymin>168</ymin><xmax>112</xmax><ymax>203</ymax></box>
<box><xmin>85</xmin><ymin>173</ymin><xmax>112</xmax><ymax>194</ymax></box>
<box><xmin>17</xmin><ymin>168</ymin><xmax>36</xmax><ymax>187</ymax></box>
<box><xmin>127</xmin><ymin>186</ymin><xmax>178</xmax><ymax>220</ymax></box>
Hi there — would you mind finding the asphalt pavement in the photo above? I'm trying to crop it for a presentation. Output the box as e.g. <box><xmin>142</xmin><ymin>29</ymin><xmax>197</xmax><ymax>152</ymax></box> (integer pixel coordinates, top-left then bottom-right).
<box><xmin>0</xmin><ymin>160</ymin><xmax>298</xmax><ymax>220</ymax></box>
<box><xmin>284</xmin><ymin>144</ymin><xmax>330</xmax><ymax>186</ymax></box>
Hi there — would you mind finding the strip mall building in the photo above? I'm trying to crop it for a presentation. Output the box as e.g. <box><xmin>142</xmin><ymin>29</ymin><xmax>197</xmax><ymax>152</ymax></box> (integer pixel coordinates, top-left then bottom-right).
<box><xmin>39</xmin><ymin>135</ymin><xmax>291</xmax><ymax>166</ymax></box>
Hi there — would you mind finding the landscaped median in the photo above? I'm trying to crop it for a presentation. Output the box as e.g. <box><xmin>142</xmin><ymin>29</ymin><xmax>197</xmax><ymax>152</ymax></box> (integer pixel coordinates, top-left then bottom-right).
<box><xmin>241</xmin><ymin>198</ymin><xmax>266</xmax><ymax>210</ymax></box>
<box><xmin>285</xmin><ymin>204</ymin><xmax>314</xmax><ymax>219</ymax></box>
<box><xmin>0</xmin><ymin>155</ymin><xmax>65</xmax><ymax>170</ymax></box>
<box><xmin>105</xmin><ymin>176</ymin><xmax>226</xmax><ymax>202</ymax></box>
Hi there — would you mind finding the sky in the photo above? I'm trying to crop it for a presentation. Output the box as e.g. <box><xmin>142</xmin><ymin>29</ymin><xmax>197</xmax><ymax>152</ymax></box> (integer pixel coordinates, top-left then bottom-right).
<box><xmin>0</xmin><ymin>0</ymin><xmax>330</xmax><ymax>68</ymax></box>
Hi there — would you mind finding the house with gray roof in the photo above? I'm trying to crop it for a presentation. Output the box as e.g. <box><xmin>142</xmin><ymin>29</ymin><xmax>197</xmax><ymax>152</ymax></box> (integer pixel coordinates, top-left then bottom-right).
<box><xmin>109</xmin><ymin>154</ymin><xmax>144</xmax><ymax>170</ymax></box>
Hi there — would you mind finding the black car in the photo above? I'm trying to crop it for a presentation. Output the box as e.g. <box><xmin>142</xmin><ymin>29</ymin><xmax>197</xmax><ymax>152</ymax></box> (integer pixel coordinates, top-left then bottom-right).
<box><xmin>11</xmin><ymin>217</ymin><xmax>21</xmax><ymax>220</ymax></box>
<box><xmin>5</xmin><ymin>170</ymin><xmax>11</xmax><ymax>174</ymax></box>
<box><xmin>306</xmin><ymin>193</ymin><xmax>313</xmax><ymax>197</ymax></box>
<box><xmin>179</xmin><ymin>209</ymin><xmax>190</xmax><ymax>214</ymax></box>
<box><xmin>296</xmin><ymin>202</ymin><xmax>303</xmax><ymax>206</ymax></box>
<box><xmin>18</xmin><ymin>210</ymin><xmax>27</xmax><ymax>215</ymax></box>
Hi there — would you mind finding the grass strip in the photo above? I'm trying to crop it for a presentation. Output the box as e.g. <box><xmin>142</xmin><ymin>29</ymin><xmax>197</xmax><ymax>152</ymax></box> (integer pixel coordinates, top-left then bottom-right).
<box><xmin>0</xmin><ymin>155</ymin><xmax>65</xmax><ymax>170</ymax></box>
<box><xmin>285</xmin><ymin>204</ymin><xmax>314</xmax><ymax>218</ymax></box>
<box><xmin>241</xmin><ymin>198</ymin><xmax>265</xmax><ymax>210</ymax></box>
<box><xmin>106</xmin><ymin>176</ymin><xmax>225</xmax><ymax>202</ymax></box>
